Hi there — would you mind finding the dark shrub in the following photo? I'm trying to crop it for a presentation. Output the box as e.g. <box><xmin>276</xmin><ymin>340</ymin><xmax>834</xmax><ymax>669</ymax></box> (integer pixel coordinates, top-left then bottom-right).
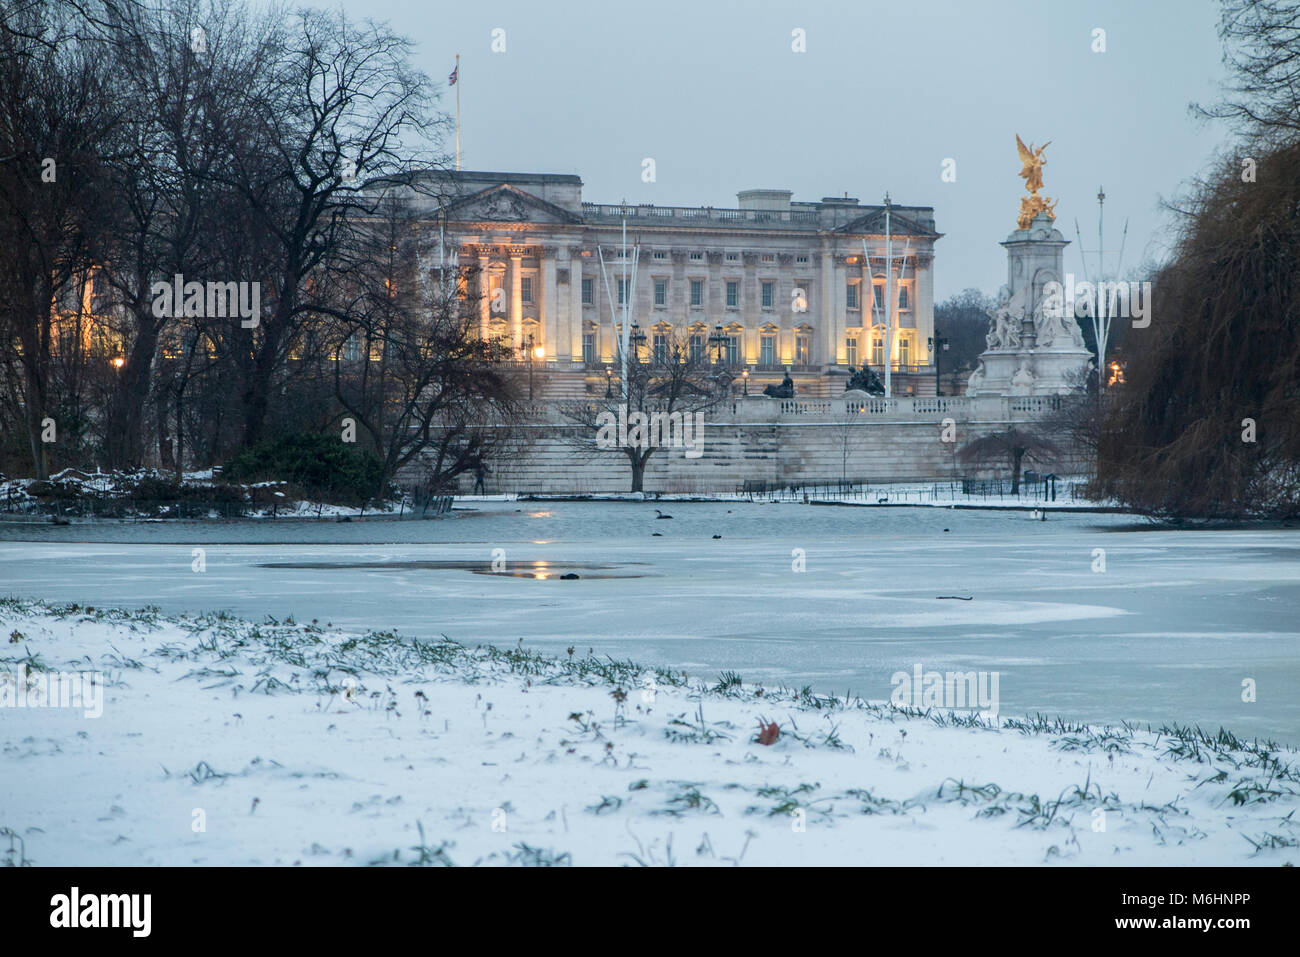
<box><xmin>222</xmin><ymin>433</ymin><xmax>387</xmax><ymax>506</ymax></box>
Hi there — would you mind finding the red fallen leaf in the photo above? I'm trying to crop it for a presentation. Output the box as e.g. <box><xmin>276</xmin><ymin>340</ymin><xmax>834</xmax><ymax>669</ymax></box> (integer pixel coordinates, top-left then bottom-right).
<box><xmin>756</xmin><ymin>719</ymin><xmax>780</xmax><ymax>746</ymax></box>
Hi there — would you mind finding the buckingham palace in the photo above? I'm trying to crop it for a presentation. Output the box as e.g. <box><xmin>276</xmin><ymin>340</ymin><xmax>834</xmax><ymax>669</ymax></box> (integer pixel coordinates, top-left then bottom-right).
<box><xmin>391</xmin><ymin>170</ymin><xmax>942</xmax><ymax>399</ymax></box>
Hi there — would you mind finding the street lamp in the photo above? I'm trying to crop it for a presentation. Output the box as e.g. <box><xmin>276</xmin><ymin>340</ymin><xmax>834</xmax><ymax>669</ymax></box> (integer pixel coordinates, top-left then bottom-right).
<box><xmin>741</xmin><ymin>367</ymin><xmax>749</xmax><ymax>395</ymax></box>
<box><xmin>604</xmin><ymin>365</ymin><xmax>613</xmax><ymax>399</ymax></box>
<box><xmin>707</xmin><ymin>323</ymin><xmax>727</xmax><ymax>365</ymax></box>
<box><xmin>928</xmin><ymin>333</ymin><xmax>949</xmax><ymax>395</ymax></box>
<box><xmin>524</xmin><ymin>333</ymin><xmax>543</xmax><ymax>400</ymax></box>
<box><xmin>629</xmin><ymin>323</ymin><xmax>646</xmax><ymax>363</ymax></box>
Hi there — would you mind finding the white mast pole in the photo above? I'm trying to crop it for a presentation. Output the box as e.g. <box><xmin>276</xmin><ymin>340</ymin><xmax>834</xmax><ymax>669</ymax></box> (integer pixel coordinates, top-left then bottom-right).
<box><xmin>884</xmin><ymin>193</ymin><xmax>893</xmax><ymax>398</ymax></box>
<box><xmin>620</xmin><ymin>201</ymin><xmax>629</xmax><ymax>401</ymax></box>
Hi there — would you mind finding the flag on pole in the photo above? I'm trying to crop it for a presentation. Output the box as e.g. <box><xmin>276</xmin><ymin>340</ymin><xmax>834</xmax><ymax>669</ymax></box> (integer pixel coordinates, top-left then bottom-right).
<box><xmin>448</xmin><ymin>64</ymin><xmax>458</xmax><ymax>86</ymax></box>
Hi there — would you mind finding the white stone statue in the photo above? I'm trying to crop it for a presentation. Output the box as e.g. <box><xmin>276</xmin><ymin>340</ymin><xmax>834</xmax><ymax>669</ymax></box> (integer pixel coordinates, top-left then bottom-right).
<box><xmin>1010</xmin><ymin>360</ymin><xmax>1035</xmax><ymax>395</ymax></box>
<box><xmin>985</xmin><ymin>285</ymin><xmax>1021</xmax><ymax>350</ymax></box>
<box><xmin>1034</xmin><ymin>295</ymin><xmax>1068</xmax><ymax>347</ymax></box>
<box><xmin>967</xmin><ymin>359</ymin><xmax>986</xmax><ymax>395</ymax></box>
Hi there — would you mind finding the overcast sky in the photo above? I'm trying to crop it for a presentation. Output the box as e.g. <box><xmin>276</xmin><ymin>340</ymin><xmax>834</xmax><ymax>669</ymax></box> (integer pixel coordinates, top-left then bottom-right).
<box><xmin>337</xmin><ymin>0</ymin><xmax>1228</xmax><ymax>300</ymax></box>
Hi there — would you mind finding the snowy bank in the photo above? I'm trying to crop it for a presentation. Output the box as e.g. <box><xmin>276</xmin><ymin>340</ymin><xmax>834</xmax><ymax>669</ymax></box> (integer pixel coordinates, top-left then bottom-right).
<box><xmin>1</xmin><ymin>598</ymin><xmax>1296</xmax><ymax>866</ymax></box>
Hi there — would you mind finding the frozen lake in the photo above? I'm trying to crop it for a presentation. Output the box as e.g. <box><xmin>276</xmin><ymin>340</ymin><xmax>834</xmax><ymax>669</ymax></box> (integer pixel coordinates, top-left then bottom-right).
<box><xmin>3</xmin><ymin>501</ymin><xmax>1298</xmax><ymax>745</ymax></box>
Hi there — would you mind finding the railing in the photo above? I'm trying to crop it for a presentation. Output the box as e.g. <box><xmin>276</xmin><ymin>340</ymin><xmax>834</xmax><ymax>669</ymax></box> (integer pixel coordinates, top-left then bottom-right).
<box><xmin>581</xmin><ymin>203</ymin><xmax>826</xmax><ymax>226</ymax></box>
<box><xmin>509</xmin><ymin>393</ymin><xmax>1067</xmax><ymax>424</ymax></box>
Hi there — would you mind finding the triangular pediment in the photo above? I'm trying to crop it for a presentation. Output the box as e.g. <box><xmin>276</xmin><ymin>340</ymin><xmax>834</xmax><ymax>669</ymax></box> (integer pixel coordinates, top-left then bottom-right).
<box><xmin>443</xmin><ymin>184</ymin><xmax>582</xmax><ymax>225</ymax></box>
<box><xmin>834</xmin><ymin>209</ymin><xmax>939</xmax><ymax>237</ymax></box>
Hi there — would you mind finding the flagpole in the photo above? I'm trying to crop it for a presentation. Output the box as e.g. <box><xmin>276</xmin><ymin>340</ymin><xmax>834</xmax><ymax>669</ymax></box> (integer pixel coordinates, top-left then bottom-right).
<box><xmin>455</xmin><ymin>54</ymin><xmax>461</xmax><ymax>171</ymax></box>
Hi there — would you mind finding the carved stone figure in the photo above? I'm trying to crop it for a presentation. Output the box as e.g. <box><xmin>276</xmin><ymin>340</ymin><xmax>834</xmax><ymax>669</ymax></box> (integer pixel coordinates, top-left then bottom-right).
<box><xmin>985</xmin><ymin>285</ymin><xmax>1022</xmax><ymax>350</ymax></box>
<box><xmin>1010</xmin><ymin>360</ymin><xmax>1036</xmax><ymax>395</ymax></box>
<box><xmin>481</xmin><ymin>192</ymin><xmax>527</xmax><ymax>221</ymax></box>
<box><xmin>967</xmin><ymin>360</ymin><xmax>986</xmax><ymax>395</ymax></box>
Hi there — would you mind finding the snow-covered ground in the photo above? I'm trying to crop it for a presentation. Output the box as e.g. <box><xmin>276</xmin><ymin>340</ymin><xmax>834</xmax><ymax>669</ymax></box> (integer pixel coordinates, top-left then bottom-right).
<box><xmin>1</xmin><ymin>600</ymin><xmax>1296</xmax><ymax>866</ymax></box>
<box><xmin>2</xmin><ymin>501</ymin><xmax>1298</xmax><ymax>746</ymax></box>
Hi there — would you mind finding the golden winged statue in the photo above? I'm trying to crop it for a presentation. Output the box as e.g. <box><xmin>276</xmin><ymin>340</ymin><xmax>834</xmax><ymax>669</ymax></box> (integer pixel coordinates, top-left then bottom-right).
<box><xmin>1015</xmin><ymin>134</ymin><xmax>1056</xmax><ymax>229</ymax></box>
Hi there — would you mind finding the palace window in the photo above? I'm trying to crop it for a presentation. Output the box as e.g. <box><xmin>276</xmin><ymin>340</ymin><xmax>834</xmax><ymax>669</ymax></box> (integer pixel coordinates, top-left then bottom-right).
<box><xmin>873</xmin><ymin>284</ymin><xmax>884</xmax><ymax>311</ymax></box>
<box><xmin>760</xmin><ymin>334</ymin><xmax>776</xmax><ymax>366</ymax></box>
<box><xmin>725</xmin><ymin>252</ymin><xmax>740</xmax><ymax>263</ymax></box>
<box><xmin>846</xmin><ymin>283</ymin><xmax>859</xmax><ymax>310</ymax></box>
<box><xmin>653</xmin><ymin>250</ymin><xmax>667</xmax><ymax>260</ymax></box>
<box><xmin>690</xmin><ymin>251</ymin><xmax>704</xmax><ymax>262</ymax></box>
<box><xmin>760</xmin><ymin>253</ymin><xmax>775</xmax><ymax>263</ymax></box>
<box><xmin>582</xmin><ymin>331</ymin><xmax>596</xmax><ymax>364</ymax></box>
<box><xmin>872</xmin><ymin>337</ymin><xmax>884</xmax><ymax>366</ymax></box>
<box><xmin>845</xmin><ymin>335</ymin><xmax>858</xmax><ymax>366</ymax></box>
<box><xmin>898</xmin><ymin>337</ymin><xmax>910</xmax><ymax>366</ymax></box>
<box><xmin>795</xmin><ymin>254</ymin><xmax>809</xmax><ymax>264</ymax></box>
<box><xmin>653</xmin><ymin>334</ymin><xmax>668</xmax><ymax>363</ymax></box>
<box><xmin>898</xmin><ymin>285</ymin><xmax>910</xmax><ymax>310</ymax></box>
<box><xmin>726</xmin><ymin>281</ymin><xmax>739</xmax><ymax>308</ymax></box>
<box><xmin>618</xmin><ymin>279</ymin><xmax>629</xmax><ymax>305</ymax></box>
<box><xmin>654</xmin><ymin>278</ymin><xmax>667</xmax><ymax>307</ymax></box>
<box><xmin>690</xmin><ymin>279</ymin><xmax>703</xmax><ymax>307</ymax></box>
<box><xmin>761</xmin><ymin>281</ymin><xmax>775</xmax><ymax>309</ymax></box>
<box><xmin>725</xmin><ymin>335</ymin><xmax>741</xmax><ymax>365</ymax></box>
<box><xmin>521</xmin><ymin>277</ymin><xmax>533</xmax><ymax>303</ymax></box>
<box><xmin>795</xmin><ymin>332</ymin><xmax>810</xmax><ymax>366</ymax></box>
<box><xmin>689</xmin><ymin>334</ymin><xmax>705</xmax><ymax>362</ymax></box>
<box><xmin>582</xmin><ymin>278</ymin><xmax>594</xmax><ymax>304</ymax></box>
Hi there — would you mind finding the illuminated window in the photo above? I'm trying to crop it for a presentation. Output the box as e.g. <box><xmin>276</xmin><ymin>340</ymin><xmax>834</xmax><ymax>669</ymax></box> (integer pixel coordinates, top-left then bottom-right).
<box><xmin>760</xmin><ymin>334</ymin><xmax>776</xmax><ymax>366</ymax></box>
<box><xmin>845</xmin><ymin>336</ymin><xmax>858</xmax><ymax>366</ymax></box>
<box><xmin>795</xmin><ymin>333</ymin><xmax>810</xmax><ymax>366</ymax></box>
<box><xmin>653</xmin><ymin>334</ymin><xmax>668</xmax><ymax>362</ymax></box>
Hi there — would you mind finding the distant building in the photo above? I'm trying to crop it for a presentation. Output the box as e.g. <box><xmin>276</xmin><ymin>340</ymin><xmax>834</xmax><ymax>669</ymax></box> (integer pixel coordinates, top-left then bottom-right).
<box><xmin>390</xmin><ymin>170</ymin><xmax>942</xmax><ymax>398</ymax></box>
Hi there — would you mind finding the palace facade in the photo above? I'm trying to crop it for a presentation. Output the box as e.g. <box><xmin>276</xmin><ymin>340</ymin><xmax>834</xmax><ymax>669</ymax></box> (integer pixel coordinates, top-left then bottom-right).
<box><xmin>393</xmin><ymin>170</ymin><xmax>942</xmax><ymax>399</ymax></box>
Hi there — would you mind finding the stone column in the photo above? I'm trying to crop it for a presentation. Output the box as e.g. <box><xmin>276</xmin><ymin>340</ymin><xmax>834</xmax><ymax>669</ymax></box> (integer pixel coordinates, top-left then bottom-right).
<box><xmin>477</xmin><ymin>252</ymin><xmax>491</xmax><ymax>341</ymax></box>
<box><xmin>541</xmin><ymin>245</ymin><xmax>557</xmax><ymax>363</ymax></box>
<box><xmin>509</xmin><ymin>251</ymin><xmax>524</xmax><ymax>351</ymax></box>
<box><xmin>819</xmin><ymin>242</ymin><xmax>834</xmax><ymax>368</ymax></box>
<box><xmin>832</xmin><ymin>253</ymin><xmax>847</xmax><ymax>365</ymax></box>
<box><xmin>916</xmin><ymin>252</ymin><xmax>935</xmax><ymax>367</ymax></box>
<box><xmin>569</xmin><ymin>246</ymin><xmax>584</xmax><ymax>363</ymax></box>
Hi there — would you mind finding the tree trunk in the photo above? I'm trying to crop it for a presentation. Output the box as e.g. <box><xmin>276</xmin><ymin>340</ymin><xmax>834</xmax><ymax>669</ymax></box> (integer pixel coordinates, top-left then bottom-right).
<box><xmin>1011</xmin><ymin>447</ymin><xmax>1024</xmax><ymax>493</ymax></box>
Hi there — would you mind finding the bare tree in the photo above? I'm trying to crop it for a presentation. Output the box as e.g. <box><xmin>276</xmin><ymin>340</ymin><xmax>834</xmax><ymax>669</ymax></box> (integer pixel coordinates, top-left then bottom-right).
<box><xmin>329</xmin><ymin>195</ymin><xmax>520</xmax><ymax>497</ymax></box>
<box><xmin>0</xmin><ymin>1</ymin><xmax>119</xmax><ymax>477</ymax></box>
<box><xmin>958</xmin><ymin>428</ymin><xmax>1061</xmax><ymax>493</ymax></box>
<box><xmin>221</xmin><ymin>6</ymin><xmax>440</xmax><ymax>448</ymax></box>
<box><xmin>1198</xmin><ymin>1</ymin><xmax>1300</xmax><ymax>143</ymax></box>
<box><xmin>557</xmin><ymin>333</ymin><xmax>720</xmax><ymax>493</ymax></box>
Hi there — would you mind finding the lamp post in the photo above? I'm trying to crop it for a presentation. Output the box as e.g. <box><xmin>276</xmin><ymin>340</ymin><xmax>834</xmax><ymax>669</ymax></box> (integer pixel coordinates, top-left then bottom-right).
<box><xmin>928</xmin><ymin>333</ymin><xmax>949</xmax><ymax>396</ymax></box>
<box><xmin>524</xmin><ymin>333</ymin><xmax>544</xmax><ymax>400</ymax></box>
<box><xmin>707</xmin><ymin>323</ymin><xmax>727</xmax><ymax>365</ymax></box>
<box><xmin>604</xmin><ymin>365</ymin><xmax>613</xmax><ymax>399</ymax></box>
<box><xmin>741</xmin><ymin>367</ymin><xmax>749</xmax><ymax>395</ymax></box>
